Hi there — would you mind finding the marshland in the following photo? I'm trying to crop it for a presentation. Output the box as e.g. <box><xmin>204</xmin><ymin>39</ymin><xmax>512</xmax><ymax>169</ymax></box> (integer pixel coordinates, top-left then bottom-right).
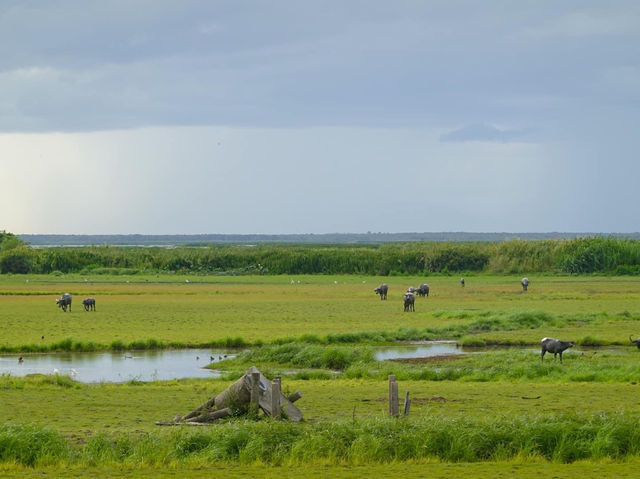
<box><xmin>1</xmin><ymin>235</ymin><xmax>640</xmax><ymax>477</ymax></box>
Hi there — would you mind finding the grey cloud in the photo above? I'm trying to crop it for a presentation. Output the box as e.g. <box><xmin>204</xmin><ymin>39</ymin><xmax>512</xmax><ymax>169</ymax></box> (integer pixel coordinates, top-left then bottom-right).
<box><xmin>0</xmin><ymin>1</ymin><xmax>638</xmax><ymax>136</ymax></box>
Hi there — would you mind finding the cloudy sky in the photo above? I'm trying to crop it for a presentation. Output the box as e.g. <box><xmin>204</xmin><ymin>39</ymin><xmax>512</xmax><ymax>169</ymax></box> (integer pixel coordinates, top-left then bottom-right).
<box><xmin>1</xmin><ymin>1</ymin><xmax>638</xmax><ymax>234</ymax></box>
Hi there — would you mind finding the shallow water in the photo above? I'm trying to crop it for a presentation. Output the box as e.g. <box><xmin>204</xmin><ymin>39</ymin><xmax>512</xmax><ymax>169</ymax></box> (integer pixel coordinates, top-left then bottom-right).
<box><xmin>0</xmin><ymin>349</ymin><xmax>235</xmax><ymax>383</ymax></box>
<box><xmin>374</xmin><ymin>342</ymin><xmax>461</xmax><ymax>360</ymax></box>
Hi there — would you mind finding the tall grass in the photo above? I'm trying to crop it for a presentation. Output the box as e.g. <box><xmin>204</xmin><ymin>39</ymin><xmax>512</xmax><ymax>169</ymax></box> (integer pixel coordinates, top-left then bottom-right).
<box><xmin>3</xmin><ymin>414</ymin><xmax>640</xmax><ymax>467</ymax></box>
<box><xmin>3</xmin><ymin>237</ymin><xmax>640</xmax><ymax>274</ymax></box>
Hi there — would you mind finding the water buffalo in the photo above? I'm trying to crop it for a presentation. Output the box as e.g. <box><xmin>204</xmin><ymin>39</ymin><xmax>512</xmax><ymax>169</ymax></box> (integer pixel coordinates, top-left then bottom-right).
<box><xmin>374</xmin><ymin>284</ymin><xmax>388</xmax><ymax>300</ymax></box>
<box><xmin>403</xmin><ymin>292</ymin><xmax>415</xmax><ymax>312</ymax></box>
<box><xmin>82</xmin><ymin>297</ymin><xmax>96</xmax><ymax>311</ymax></box>
<box><xmin>56</xmin><ymin>293</ymin><xmax>72</xmax><ymax>312</ymax></box>
<box><xmin>460</xmin><ymin>278</ymin><xmax>465</xmax><ymax>288</ymax></box>
<box><xmin>630</xmin><ymin>335</ymin><xmax>640</xmax><ymax>349</ymax></box>
<box><xmin>416</xmin><ymin>283</ymin><xmax>429</xmax><ymax>297</ymax></box>
<box><xmin>540</xmin><ymin>337</ymin><xmax>574</xmax><ymax>363</ymax></box>
<box><xmin>521</xmin><ymin>277</ymin><xmax>529</xmax><ymax>292</ymax></box>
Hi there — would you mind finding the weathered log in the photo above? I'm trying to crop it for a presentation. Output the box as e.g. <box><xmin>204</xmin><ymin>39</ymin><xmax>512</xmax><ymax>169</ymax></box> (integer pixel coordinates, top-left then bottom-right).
<box><xmin>288</xmin><ymin>391</ymin><xmax>302</xmax><ymax>403</ymax></box>
<box><xmin>186</xmin><ymin>407</ymin><xmax>232</xmax><ymax>423</ymax></box>
<box><xmin>214</xmin><ymin>374</ymin><xmax>253</xmax><ymax>410</ymax></box>
<box><xmin>250</xmin><ymin>372</ymin><xmax>261</xmax><ymax>414</ymax></box>
<box><xmin>271</xmin><ymin>376</ymin><xmax>281</xmax><ymax>420</ymax></box>
<box><xmin>158</xmin><ymin>366</ymin><xmax>303</xmax><ymax>425</ymax></box>
<box><xmin>182</xmin><ymin>397</ymin><xmax>217</xmax><ymax>420</ymax></box>
<box><xmin>403</xmin><ymin>391</ymin><xmax>411</xmax><ymax>416</ymax></box>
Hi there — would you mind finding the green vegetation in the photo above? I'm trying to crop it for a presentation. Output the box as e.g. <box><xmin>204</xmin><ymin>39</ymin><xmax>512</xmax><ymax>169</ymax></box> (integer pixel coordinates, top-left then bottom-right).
<box><xmin>2</xmin><ymin>237</ymin><xmax>640</xmax><ymax>274</ymax></box>
<box><xmin>2</xmin><ymin>414</ymin><xmax>640</xmax><ymax>467</ymax></box>
<box><xmin>1</xmin><ymin>273</ymin><xmax>639</xmax><ymax>350</ymax></box>
<box><xmin>1</xmin><ymin>258</ymin><xmax>640</xmax><ymax>476</ymax></box>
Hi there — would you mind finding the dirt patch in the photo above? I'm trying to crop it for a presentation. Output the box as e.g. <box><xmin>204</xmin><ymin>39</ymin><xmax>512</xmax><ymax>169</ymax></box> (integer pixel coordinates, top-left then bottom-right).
<box><xmin>388</xmin><ymin>354</ymin><xmax>467</xmax><ymax>364</ymax></box>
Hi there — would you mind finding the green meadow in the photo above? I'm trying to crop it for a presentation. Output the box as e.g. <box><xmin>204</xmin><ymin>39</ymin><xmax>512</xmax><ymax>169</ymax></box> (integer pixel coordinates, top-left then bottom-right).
<box><xmin>1</xmin><ymin>273</ymin><xmax>639</xmax><ymax>348</ymax></box>
<box><xmin>1</xmin><ymin>272</ymin><xmax>640</xmax><ymax>477</ymax></box>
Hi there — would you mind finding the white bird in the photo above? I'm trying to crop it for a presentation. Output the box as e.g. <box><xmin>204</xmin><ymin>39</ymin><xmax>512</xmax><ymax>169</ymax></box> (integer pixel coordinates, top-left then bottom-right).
<box><xmin>53</xmin><ymin>368</ymin><xmax>59</xmax><ymax>375</ymax></box>
<box><xmin>70</xmin><ymin>369</ymin><xmax>78</xmax><ymax>377</ymax></box>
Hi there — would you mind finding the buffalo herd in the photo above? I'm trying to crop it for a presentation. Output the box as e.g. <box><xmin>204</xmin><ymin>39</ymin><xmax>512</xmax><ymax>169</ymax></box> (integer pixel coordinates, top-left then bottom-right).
<box><xmin>51</xmin><ymin>277</ymin><xmax>637</xmax><ymax>366</ymax></box>
<box><xmin>56</xmin><ymin>293</ymin><xmax>96</xmax><ymax>312</ymax></box>
<box><xmin>372</xmin><ymin>278</ymin><xmax>639</xmax><ymax>364</ymax></box>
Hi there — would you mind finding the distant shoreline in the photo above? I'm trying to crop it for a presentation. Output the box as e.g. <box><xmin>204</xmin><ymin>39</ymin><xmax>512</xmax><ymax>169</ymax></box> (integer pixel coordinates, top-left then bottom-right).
<box><xmin>18</xmin><ymin>232</ymin><xmax>640</xmax><ymax>247</ymax></box>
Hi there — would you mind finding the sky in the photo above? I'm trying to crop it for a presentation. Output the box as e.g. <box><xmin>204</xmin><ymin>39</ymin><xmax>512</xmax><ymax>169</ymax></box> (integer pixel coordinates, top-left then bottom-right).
<box><xmin>1</xmin><ymin>1</ymin><xmax>639</xmax><ymax>235</ymax></box>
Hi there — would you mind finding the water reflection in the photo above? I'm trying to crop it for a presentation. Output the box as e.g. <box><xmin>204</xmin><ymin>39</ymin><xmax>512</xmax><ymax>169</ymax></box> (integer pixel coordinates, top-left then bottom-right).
<box><xmin>0</xmin><ymin>349</ymin><xmax>235</xmax><ymax>383</ymax></box>
<box><xmin>374</xmin><ymin>342</ymin><xmax>460</xmax><ymax>361</ymax></box>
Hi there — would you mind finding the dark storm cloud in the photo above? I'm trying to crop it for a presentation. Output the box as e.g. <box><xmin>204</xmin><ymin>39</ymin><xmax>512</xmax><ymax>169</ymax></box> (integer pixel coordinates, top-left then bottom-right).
<box><xmin>0</xmin><ymin>1</ymin><xmax>639</xmax><ymax>133</ymax></box>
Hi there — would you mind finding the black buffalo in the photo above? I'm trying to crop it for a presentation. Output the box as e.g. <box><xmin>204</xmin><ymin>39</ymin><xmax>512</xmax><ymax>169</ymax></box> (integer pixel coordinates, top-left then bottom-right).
<box><xmin>541</xmin><ymin>337</ymin><xmax>574</xmax><ymax>363</ymax></box>
<box><xmin>521</xmin><ymin>277</ymin><xmax>529</xmax><ymax>292</ymax></box>
<box><xmin>403</xmin><ymin>292</ymin><xmax>415</xmax><ymax>312</ymax></box>
<box><xmin>374</xmin><ymin>284</ymin><xmax>388</xmax><ymax>300</ymax></box>
<box><xmin>82</xmin><ymin>297</ymin><xmax>96</xmax><ymax>311</ymax></box>
<box><xmin>630</xmin><ymin>335</ymin><xmax>640</xmax><ymax>349</ymax></box>
<box><xmin>56</xmin><ymin>293</ymin><xmax>72</xmax><ymax>312</ymax></box>
<box><xmin>416</xmin><ymin>283</ymin><xmax>429</xmax><ymax>297</ymax></box>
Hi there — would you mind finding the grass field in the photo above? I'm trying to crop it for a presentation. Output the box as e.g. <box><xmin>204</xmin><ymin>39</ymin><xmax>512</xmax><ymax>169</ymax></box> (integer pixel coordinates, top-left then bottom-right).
<box><xmin>1</xmin><ymin>273</ymin><xmax>640</xmax><ymax>476</ymax></box>
<box><xmin>0</xmin><ymin>273</ymin><xmax>639</xmax><ymax>348</ymax></box>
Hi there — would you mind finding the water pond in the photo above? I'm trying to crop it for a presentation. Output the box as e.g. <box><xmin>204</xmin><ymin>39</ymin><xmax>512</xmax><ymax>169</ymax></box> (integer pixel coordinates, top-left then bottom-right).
<box><xmin>0</xmin><ymin>349</ymin><xmax>236</xmax><ymax>383</ymax></box>
<box><xmin>374</xmin><ymin>341</ymin><xmax>462</xmax><ymax>361</ymax></box>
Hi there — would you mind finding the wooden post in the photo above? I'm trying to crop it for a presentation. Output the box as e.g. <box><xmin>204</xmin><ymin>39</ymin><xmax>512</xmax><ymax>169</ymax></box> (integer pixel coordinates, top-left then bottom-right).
<box><xmin>271</xmin><ymin>376</ymin><xmax>281</xmax><ymax>419</ymax></box>
<box><xmin>388</xmin><ymin>375</ymin><xmax>399</xmax><ymax>417</ymax></box>
<box><xmin>250</xmin><ymin>372</ymin><xmax>260</xmax><ymax>414</ymax></box>
<box><xmin>403</xmin><ymin>391</ymin><xmax>411</xmax><ymax>416</ymax></box>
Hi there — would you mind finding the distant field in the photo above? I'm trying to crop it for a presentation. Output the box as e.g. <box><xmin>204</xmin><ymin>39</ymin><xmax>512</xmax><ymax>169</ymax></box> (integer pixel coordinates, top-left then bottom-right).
<box><xmin>0</xmin><ymin>274</ymin><xmax>639</xmax><ymax>348</ymax></box>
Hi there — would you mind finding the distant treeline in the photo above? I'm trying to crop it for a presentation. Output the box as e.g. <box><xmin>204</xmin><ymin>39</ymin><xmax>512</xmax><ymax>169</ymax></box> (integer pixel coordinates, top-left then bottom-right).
<box><xmin>2</xmin><ymin>234</ymin><xmax>640</xmax><ymax>275</ymax></box>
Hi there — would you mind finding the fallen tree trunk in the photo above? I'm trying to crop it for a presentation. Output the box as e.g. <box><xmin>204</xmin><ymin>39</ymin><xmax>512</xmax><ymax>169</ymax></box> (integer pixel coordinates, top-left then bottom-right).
<box><xmin>186</xmin><ymin>408</ymin><xmax>232</xmax><ymax>423</ymax></box>
<box><xmin>156</xmin><ymin>366</ymin><xmax>303</xmax><ymax>425</ymax></box>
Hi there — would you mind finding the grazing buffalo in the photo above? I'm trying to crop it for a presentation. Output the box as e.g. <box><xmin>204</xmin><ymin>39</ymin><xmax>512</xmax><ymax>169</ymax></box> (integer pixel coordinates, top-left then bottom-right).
<box><xmin>416</xmin><ymin>283</ymin><xmax>429</xmax><ymax>297</ymax></box>
<box><xmin>540</xmin><ymin>337</ymin><xmax>574</xmax><ymax>363</ymax></box>
<box><xmin>82</xmin><ymin>297</ymin><xmax>96</xmax><ymax>311</ymax></box>
<box><xmin>460</xmin><ymin>278</ymin><xmax>465</xmax><ymax>288</ymax></box>
<box><xmin>406</xmin><ymin>286</ymin><xmax>417</xmax><ymax>294</ymax></box>
<box><xmin>374</xmin><ymin>284</ymin><xmax>388</xmax><ymax>300</ymax></box>
<box><xmin>630</xmin><ymin>335</ymin><xmax>640</xmax><ymax>349</ymax></box>
<box><xmin>56</xmin><ymin>293</ymin><xmax>72</xmax><ymax>312</ymax></box>
<box><xmin>521</xmin><ymin>277</ymin><xmax>530</xmax><ymax>292</ymax></box>
<box><xmin>403</xmin><ymin>292</ymin><xmax>415</xmax><ymax>312</ymax></box>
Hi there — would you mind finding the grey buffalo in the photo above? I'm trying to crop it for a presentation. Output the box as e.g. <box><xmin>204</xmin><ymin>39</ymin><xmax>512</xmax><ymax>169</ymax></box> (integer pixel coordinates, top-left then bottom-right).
<box><xmin>460</xmin><ymin>278</ymin><xmax>465</xmax><ymax>288</ymax></box>
<box><xmin>630</xmin><ymin>335</ymin><xmax>640</xmax><ymax>349</ymax></box>
<box><xmin>521</xmin><ymin>277</ymin><xmax>530</xmax><ymax>292</ymax></box>
<box><xmin>82</xmin><ymin>297</ymin><xmax>96</xmax><ymax>311</ymax></box>
<box><xmin>374</xmin><ymin>284</ymin><xmax>388</xmax><ymax>300</ymax></box>
<box><xmin>540</xmin><ymin>337</ymin><xmax>574</xmax><ymax>363</ymax></box>
<box><xmin>416</xmin><ymin>283</ymin><xmax>429</xmax><ymax>297</ymax></box>
<box><xmin>403</xmin><ymin>292</ymin><xmax>415</xmax><ymax>312</ymax></box>
<box><xmin>56</xmin><ymin>293</ymin><xmax>72</xmax><ymax>312</ymax></box>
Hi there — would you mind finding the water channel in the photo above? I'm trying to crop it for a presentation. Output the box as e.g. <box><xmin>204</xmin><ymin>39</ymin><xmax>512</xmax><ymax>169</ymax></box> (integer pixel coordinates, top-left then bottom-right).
<box><xmin>0</xmin><ymin>342</ymin><xmax>611</xmax><ymax>383</ymax></box>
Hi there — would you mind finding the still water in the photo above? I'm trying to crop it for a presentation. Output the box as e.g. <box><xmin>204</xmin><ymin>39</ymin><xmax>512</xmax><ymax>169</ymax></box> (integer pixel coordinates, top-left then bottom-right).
<box><xmin>0</xmin><ymin>349</ymin><xmax>235</xmax><ymax>383</ymax></box>
<box><xmin>374</xmin><ymin>341</ymin><xmax>461</xmax><ymax>361</ymax></box>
